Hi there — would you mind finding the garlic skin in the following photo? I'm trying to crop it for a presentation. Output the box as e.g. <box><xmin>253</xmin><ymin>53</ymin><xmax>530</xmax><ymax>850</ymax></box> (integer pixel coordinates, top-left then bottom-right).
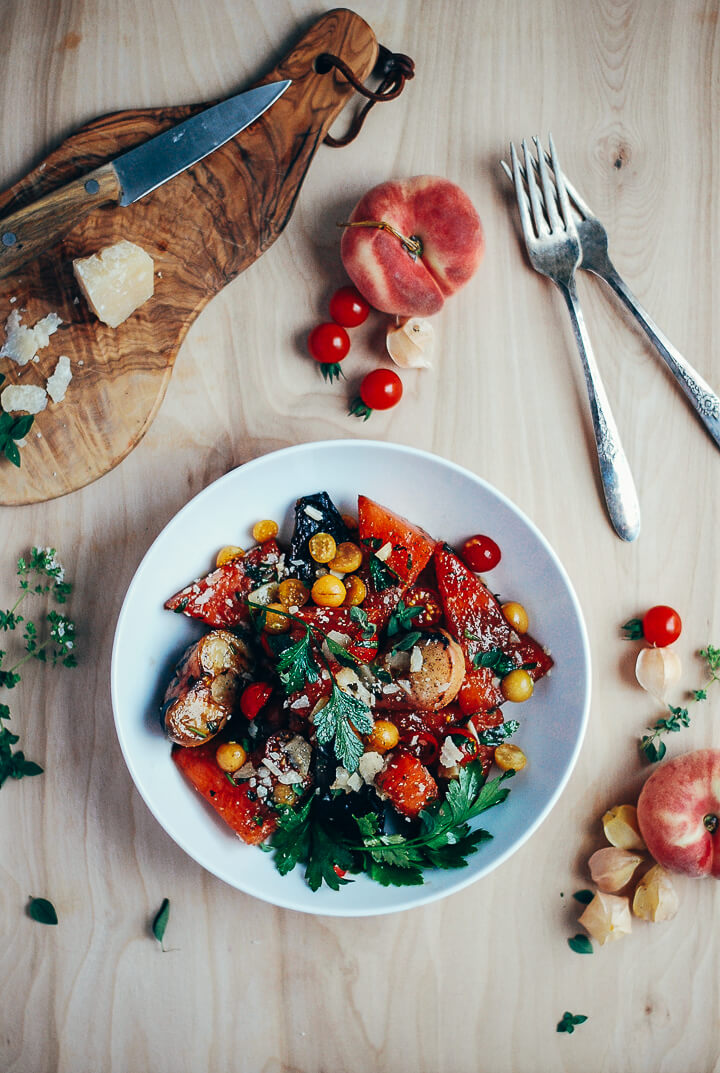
<box><xmin>632</xmin><ymin>864</ymin><xmax>680</xmax><ymax>922</ymax></box>
<box><xmin>635</xmin><ymin>646</ymin><xmax>682</xmax><ymax>703</ymax></box>
<box><xmin>588</xmin><ymin>847</ymin><xmax>644</xmax><ymax>893</ymax></box>
<box><xmin>602</xmin><ymin>804</ymin><xmax>647</xmax><ymax>851</ymax></box>
<box><xmin>386</xmin><ymin>317</ymin><xmax>434</xmax><ymax>368</ymax></box>
<box><xmin>578</xmin><ymin>891</ymin><xmax>632</xmax><ymax>945</ymax></box>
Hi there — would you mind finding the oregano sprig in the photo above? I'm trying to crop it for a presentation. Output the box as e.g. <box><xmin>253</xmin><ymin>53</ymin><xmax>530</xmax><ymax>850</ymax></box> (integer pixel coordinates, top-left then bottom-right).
<box><xmin>640</xmin><ymin>645</ymin><xmax>720</xmax><ymax>762</ymax></box>
<box><xmin>0</xmin><ymin>548</ymin><xmax>77</xmax><ymax>787</ymax></box>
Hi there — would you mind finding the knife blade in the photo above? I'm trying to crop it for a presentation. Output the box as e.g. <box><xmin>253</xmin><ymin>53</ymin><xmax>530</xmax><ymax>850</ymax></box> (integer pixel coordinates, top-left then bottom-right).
<box><xmin>0</xmin><ymin>79</ymin><xmax>291</xmax><ymax>280</ymax></box>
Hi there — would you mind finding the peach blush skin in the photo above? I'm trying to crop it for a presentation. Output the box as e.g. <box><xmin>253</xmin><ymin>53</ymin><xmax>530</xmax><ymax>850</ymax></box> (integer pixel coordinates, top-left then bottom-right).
<box><xmin>636</xmin><ymin>748</ymin><xmax>720</xmax><ymax>878</ymax></box>
<box><xmin>340</xmin><ymin>176</ymin><xmax>485</xmax><ymax>318</ymax></box>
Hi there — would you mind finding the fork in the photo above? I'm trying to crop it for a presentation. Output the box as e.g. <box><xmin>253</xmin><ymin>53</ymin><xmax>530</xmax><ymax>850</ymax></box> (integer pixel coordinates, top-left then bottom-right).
<box><xmin>507</xmin><ymin>136</ymin><xmax>641</xmax><ymax>542</ymax></box>
<box><xmin>501</xmin><ymin>154</ymin><xmax>720</xmax><ymax>452</ymax></box>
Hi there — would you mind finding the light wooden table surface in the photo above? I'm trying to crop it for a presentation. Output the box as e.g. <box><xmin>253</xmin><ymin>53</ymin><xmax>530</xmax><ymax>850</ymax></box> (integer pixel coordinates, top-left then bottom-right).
<box><xmin>1</xmin><ymin>2</ymin><xmax>719</xmax><ymax>1071</ymax></box>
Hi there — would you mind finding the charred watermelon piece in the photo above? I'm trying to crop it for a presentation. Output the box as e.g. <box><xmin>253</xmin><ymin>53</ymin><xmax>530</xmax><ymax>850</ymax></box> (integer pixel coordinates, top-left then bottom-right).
<box><xmin>434</xmin><ymin>543</ymin><xmax>553</xmax><ymax>707</ymax></box>
<box><xmin>165</xmin><ymin>539</ymin><xmax>282</xmax><ymax>627</ymax></box>
<box><xmin>289</xmin><ymin>492</ymin><xmax>349</xmax><ymax>586</ymax></box>
<box><xmin>356</xmin><ymin>496</ymin><xmax>437</xmax><ymax>633</ymax></box>
<box><xmin>172</xmin><ymin>741</ymin><xmax>277</xmax><ymax>844</ymax></box>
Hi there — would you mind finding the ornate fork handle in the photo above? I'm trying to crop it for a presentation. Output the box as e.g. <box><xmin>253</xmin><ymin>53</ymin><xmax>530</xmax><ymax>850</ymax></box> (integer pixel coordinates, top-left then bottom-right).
<box><xmin>558</xmin><ymin>277</ymin><xmax>641</xmax><ymax>542</ymax></box>
<box><xmin>597</xmin><ymin>266</ymin><xmax>720</xmax><ymax>450</ymax></box>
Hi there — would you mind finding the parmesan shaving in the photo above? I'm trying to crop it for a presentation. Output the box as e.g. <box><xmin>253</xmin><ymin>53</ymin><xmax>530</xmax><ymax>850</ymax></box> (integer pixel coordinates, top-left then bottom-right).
<box><xmin>0</xmin><ymin>383</ymin><xmax>47</xmax><ymax>414</ymax></box>
<box><xmin>46</xmin><ymin>355</ymin><xmax>72</xmax><ymax>403</ymax></box>
<box><xmin>0</xmin><ymin>309</ymin><xmax>62</xmax><ymax>366</ymax></box>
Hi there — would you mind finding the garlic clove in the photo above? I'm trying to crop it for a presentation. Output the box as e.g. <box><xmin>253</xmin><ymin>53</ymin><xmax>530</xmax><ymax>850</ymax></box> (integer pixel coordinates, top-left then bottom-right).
<box><xmin>635</xmin><ymin>646</ymin><xmax>682</xmax><ymax>703</ymax></box>
<box><xmin>632</xmin><ymin>864</ymin><xmax>680</xmax><ymax>922</ymax></box>
<box><xmin>386</xmin><ymin>317</ymin><xmax>434</xmax><ymax>368</ymax></box>
<box><xmin>578</xmin><ymin>891</ymin><xmax>632</xmax><ymax>945</ymax></box>
<box><xmin>588</xmin><ymin>847</ymin><xmax>644</xmax><ymax>892</ymax></box>
<box><xmin>602</xmin><ymin>804</ymin><xmax>647</xmax><ymax>851</ymax></box>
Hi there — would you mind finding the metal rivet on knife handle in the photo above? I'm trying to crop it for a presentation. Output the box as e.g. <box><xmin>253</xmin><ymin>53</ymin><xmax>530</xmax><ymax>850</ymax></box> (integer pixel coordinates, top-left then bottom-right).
<box><xmin>0</xmin><ymin>163</ymin><xmax>122</xmax><ymax>280</ymax></box>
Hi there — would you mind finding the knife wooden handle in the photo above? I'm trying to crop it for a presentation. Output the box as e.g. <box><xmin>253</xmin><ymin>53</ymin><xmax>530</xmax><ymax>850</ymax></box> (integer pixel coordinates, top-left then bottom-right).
<box><xmin>0</xmin><ymin>162</ymin><xmax>120</xmax><ymax>280</ymax></box>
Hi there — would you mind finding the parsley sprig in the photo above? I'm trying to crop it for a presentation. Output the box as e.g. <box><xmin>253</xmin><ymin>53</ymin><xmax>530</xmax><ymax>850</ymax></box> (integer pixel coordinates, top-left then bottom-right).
<box><xmin>640</xmin><ymin>645</ymin><xmax>720</xmax><ymax>762</ymax></box>
<box><xmin>270</xmin><ymin>764</ymin><xmax>514</xmax><ymax>890</ymax></box>
<box><xmin>0</xmin><ymin>548</ymin><xmax>77</xmax><ymax>787</ymax></box>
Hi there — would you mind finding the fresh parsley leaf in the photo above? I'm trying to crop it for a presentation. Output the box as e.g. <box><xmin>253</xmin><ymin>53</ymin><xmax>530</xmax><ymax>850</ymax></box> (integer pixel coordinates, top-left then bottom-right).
<box><xmin>367</xmin><ymin>859</ymin><xmax>424</xmax><ymax>886</ymax></box>
<box><xmin>313</xmin><ymin>685</ymin><xmax>373</xmax><ymax>772</ymax></box>
<box><xmin>621</xmin><ymin>618</ymin><xmax>644</xmax><ymax>640</ymax></box>
<box><xmin>276</xmin><ymin>630</ymin><xmax>319</xmax><ymax>694</ymax></box>
<box><xmin>568</xmin><ymin>934</ymin><xmax>593</xmax><ymax>955</ymax></box>
<box><xmin>27</xmin><ymin>896</ymin><xmax>58</xmax><ymax>925</ymax></box>
<box><xmin>476</xmin><ymin>719</ymin><xmax>520</xmax><ymax>747</ymax></box>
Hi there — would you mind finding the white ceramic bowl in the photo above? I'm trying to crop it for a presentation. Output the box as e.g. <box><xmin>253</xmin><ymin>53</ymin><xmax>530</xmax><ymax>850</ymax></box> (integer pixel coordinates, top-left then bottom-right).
<box><xmin>111</xmin><ymin>440</ymin><xmax>590</xmax><ymax>916</ymax></box>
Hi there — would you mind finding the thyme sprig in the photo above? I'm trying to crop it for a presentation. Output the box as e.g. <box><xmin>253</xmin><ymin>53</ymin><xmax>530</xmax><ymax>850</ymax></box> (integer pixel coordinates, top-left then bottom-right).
<box><xmin>0</xmin><ymin>548</ymin><xmax>77</xmax><ymax>787</ymax></box>
<box><xmin>640</xmin><ymin>645</ymin><xmax>720</xmax><ymax>762</ymax></box>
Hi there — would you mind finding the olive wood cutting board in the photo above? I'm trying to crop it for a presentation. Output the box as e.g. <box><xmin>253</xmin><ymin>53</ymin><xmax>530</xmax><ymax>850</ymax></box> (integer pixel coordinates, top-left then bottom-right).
<box><xmin>0</xmin><ymin>8</ymin><xmax>378</xmax><ymax>505</ymax></box>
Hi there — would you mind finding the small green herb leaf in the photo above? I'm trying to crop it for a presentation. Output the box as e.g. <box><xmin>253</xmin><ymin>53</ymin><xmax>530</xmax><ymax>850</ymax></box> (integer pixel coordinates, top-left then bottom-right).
<box><xmin>568</xmin><ymin>934</ymin><xmax>593</xmax><ymax>955</ymax></box>
<box><xmin>28</xmin><ymin>896</ymin><xmax>58</xmax><ymax>925</ymax></box>
<box><xmin>152</xmin><ymin>898</ymin><xmax>170</xmax><ymax>947</ymax></box>
<box><xmin>557</xmin><ymin>1011</ymin><xmax>588</xmax><ymax>1034</ymax></box>
<box><xmin>621</xmin><ymin>618</ymin><xmax>644</xmax><ymax>640</ymax></box>
<box><xmin>476</xmin><ymin>719</ymin><xmax>520</xmax><ymax>746</ymax></box>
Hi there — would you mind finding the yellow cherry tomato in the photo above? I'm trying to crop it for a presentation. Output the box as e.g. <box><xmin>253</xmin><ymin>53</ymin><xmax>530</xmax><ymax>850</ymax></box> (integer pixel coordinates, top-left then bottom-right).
<box><xmin>311</xmin><ymin>574</ymin><xmax>346</xmax><ymax>607</ymax></box>
<box><xmin>215</xmin><ymin>741</ymin><xmax>247</xmax><ymax>773</ymax></box>
<box><xmin>502</xmin><ymin>601</ymin><xmax>529</xmax><ymax>634</ymax></box>
<box><xmin>264</xmin><ymin>602</ymin><xmax>290</xmax><ymax>633</ymax></box>
<box><xmin>494</xmin><ymin>743</ymin><xmax>527</xmax><ymax>771</ymax></box>
<box><xmin>366</xmin><ymin>720</ymin><xmax>399</xmax><ymax>753</ymax></box>
<box><xmin>500</xmin><ymin>668</ymin><xmax>534</xmax><ymax>703</ymax></box>
<box><xmin>278</xmin><ymin>578</ymin><xmax>310</xmax><ymax>609</ymax></box>
<box><xmin>342</xmin><ymin>575</ymin><xmax>367</xmax><ymax>607</ymax></box>
<box><xmin>252</xmin><ymin>519</ymin><xmax>279</xmax><ymax>543</ymax></box>
<box><xmin>308</xmin><ymin>532</ymin><xmax>337</xmax><ymax>563</ymax></box>
<box><xmin>216</xmin><ymin>545</ymin><xmax>244</xmax><ymax>567</ymax></box>
<box><xmin>273</xmin><ymin>783</ymin><xmax>297</xmax><ymax>806</ymax></box>
<box><xmin>328</xmin><ymin>541</ymin><xmax>363</xmax><ymax>573</ymax></box>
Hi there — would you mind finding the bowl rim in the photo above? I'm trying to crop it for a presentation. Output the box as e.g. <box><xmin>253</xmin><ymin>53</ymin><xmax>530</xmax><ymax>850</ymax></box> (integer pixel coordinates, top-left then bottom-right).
<box><xmin>111</xmin><ymin>439</ymin><xmax>591</xmax><ymax>916</ymax></box>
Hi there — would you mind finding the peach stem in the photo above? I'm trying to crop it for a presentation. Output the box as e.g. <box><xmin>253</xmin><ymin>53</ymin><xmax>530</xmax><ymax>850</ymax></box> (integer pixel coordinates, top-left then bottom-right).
<box><xmin>338</xmin><ymin>219</ymin><xmax>423</xmax><ymax>258</ymax></box>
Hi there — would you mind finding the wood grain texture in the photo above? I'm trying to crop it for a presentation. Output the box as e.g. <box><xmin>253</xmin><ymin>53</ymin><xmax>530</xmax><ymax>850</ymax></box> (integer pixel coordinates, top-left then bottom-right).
<box><xmin>0</xmin><ymin>7</ymin><xmax>378</xmax><ymax>505</ymax></box>
<box><xmin>1</xmin><ymin>2</ymin><xmax>719</xmax><ymax>1073</ymax></box>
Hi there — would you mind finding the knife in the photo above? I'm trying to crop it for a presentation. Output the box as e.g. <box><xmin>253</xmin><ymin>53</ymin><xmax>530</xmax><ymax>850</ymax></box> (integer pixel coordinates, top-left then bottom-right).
<box><xmin>0</xmin><ymin>79</ymin><xmax>291</xmax><ymax>280</ymax></box>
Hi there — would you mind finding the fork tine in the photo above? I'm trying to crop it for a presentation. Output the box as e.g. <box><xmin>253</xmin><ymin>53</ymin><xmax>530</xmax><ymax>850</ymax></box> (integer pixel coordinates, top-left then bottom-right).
<box><xmin>499</xmin><ymin>158</ymin><xmax>512</xmax><ymax>182</ymax></box>
<box><xmin>534</xmin><ymin>136</ymin><xmax>562</xmax><ymax>231</ymax></box>
<box><xmin>522</xmin><ymin>139</ymin><xmax>548</xmax><ymax>237</ymax></box>
<box><xmin>509</xmin><ymin>142</ymin><xmax>535</xmax><ymax>242</ymax></box>
<box><xmin>548</xmin><ymin>133</ymin><xmax>574</xmax><ymax>232</ymax></box>
<box><xmin>542</xmin><ymin>150</ymin><xmax>593</xmax><ymax>220</ymax></box>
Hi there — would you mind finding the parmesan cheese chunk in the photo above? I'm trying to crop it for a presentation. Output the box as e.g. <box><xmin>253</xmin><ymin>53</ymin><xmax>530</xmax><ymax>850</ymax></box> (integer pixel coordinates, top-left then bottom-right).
<box><xmin>0</xmin><ymin>309</ymin><xmax>62</xmax><ymax>366</ymax></box>
<box><xmin>1</xmin><ymin>383</ymin><xmax>47</xmax><ymax>414</ymax></box>
<box><xmin>46</xmin><ymin>355</ymin><xmax>72</xmax><ymax>403</ymax></box>
<box><xmin>73</xmin><ymin>239</ymin><xmax>154</xmax><ymax>328</ymax></box>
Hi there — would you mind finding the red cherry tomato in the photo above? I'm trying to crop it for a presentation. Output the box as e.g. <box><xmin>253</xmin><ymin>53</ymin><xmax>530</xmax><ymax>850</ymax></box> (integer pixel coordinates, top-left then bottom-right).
<box><xmin>404</xmin><ymin>585</ymin><xmax>443</xmax><ymax>628</ymax></box>
<box><xmin>240</xmin><ymin>682</ymin><xmax>273</xmax><ymax>720</ymax></box>
<box><xmin>333</xmin><ymin>865</ymin><xmax>347</xmax><ymax>878</ymax></box>
<box><xmin>448</xmin><ymin>727</ymin><xmax>480</xmax><ymax>764</ymax></box>
<box><xmin>360</xmin><ymin>369</ymin><xmax>403</xmax><ymax>411</ymax></box>
<box><xmin>400</xmin><ymin>730</ymin><xmax>440</xmax><ymax>766</ymax></box>
<box><xmin>329</xmin><ymin>285</ymin><xmax>370</xmax><ymax>327</ymax></box>
<box><xmin>307</xmin><ymin>323</ymin><xmax>351</xmax><ymax>364</ymax></box>
<box><xmin>461</xmin><ymin>534</ymin><xmax>501</xmax><ymax>572</ymax></box>
<box><xmin>642</xmin><ymin>605</ymin><xmax>682</xmax><ymax>647</ymax></box>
